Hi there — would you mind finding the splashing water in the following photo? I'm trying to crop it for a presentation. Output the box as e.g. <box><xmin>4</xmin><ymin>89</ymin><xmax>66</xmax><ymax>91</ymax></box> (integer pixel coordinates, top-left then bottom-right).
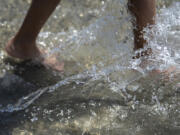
<box><xmin>0</xmin><ymin>0</ymin><xmax>180</xmax><ymax>135</ymax></box>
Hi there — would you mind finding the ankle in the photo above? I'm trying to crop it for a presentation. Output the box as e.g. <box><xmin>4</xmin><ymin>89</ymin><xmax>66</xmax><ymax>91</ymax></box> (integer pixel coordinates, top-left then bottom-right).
<box><xmin>13</xmin><ymin>35</ymin><xmax>36</xmax><ymax>47</ymax></box>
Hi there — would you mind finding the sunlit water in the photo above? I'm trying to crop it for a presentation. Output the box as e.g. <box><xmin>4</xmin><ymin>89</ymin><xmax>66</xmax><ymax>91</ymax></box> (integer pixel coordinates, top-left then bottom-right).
<box><xmin>0</xmin><ymin>0</ymin><xmax>180</xmax><ymax>135</ymax></box>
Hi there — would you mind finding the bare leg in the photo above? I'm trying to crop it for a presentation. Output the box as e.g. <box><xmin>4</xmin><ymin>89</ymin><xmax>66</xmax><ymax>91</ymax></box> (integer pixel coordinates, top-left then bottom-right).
<box><xmin>128</xmin><ymin>0</ymin><xmax>156</xmax><ymax>50</ymax></box>
<box><xmin>5</xmin><ymin>0</ymin><xmax>63</xmax><ymax>71</ymax></box>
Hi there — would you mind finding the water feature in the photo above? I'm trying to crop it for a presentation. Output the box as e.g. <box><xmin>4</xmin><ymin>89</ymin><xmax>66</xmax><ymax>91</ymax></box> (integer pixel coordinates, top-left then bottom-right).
<box><xmin>0</xmin><ymin>0</ymin><xmax>179</xmax><ymax>135</ymax></box>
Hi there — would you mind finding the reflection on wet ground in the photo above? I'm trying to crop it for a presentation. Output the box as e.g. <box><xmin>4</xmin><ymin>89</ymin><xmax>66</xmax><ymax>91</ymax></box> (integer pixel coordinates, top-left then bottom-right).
<box><xmin>0</xmin><ymin>0</ymin><xmax>180</xmax><ymax>135</ymax></box>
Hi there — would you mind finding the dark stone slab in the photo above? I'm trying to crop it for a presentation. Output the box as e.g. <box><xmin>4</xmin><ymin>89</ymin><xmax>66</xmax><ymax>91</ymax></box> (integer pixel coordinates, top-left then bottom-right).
<box><xmin>0</xmin><ymin>73</ymin><xmax>37</xmax><ymax>107</ymax></box>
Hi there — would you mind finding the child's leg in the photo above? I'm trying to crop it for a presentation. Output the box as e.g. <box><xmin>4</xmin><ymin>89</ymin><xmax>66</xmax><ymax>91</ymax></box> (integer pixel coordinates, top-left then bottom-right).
<box><xmin>6</xmin><ymin>0</ymin><xmax>61</xmax><ymax>59</ymax></box>
<box><xmin>128</xmin><ymin>0</ymin><xmax>156</xmax><ymax>50</ymax></box>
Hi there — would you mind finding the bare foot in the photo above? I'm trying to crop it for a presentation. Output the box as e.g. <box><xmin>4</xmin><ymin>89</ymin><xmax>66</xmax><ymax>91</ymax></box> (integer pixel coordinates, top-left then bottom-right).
<box><xmin>37</xmin><ymin>50</ymin><xmax>64</xmax><ymax>72</ymax></box>
<box><xmin>133</xmin><ymin>51</ymin><xmax>177</xmax><ymax>80</ymax></box>
<box><xmin>5</xmin><ymin>38</ymin><xmax>64</xmax><ymax>71</ymax></box>
<box><xmin>153</xmin><ymin>66</ymin><xmax>177</xmax><ymax>82</ymax></box>
<box><xmin>5</xmin><ymin>38</ymin><xmax>41</xmax><ymax>60</ymax></box>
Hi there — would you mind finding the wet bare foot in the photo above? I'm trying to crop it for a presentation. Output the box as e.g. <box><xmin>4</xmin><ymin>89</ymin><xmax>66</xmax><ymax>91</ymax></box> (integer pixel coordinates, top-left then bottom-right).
<box><xmin>153</xmin><ymin>66</ymin><xmax>178</xmax><ymax>82</ymax></box>
<box><xmin>132</xmin><ymin>48</ymin><xmax>177</xmax><ymax>76</ymax></box>
<box><xmin>133</xmin><ymin>51</ymin><xmax>177</xmax><ymax>79</ymax></box>
<box><xmin>38</xmin><ymin>51</ymin><xmax>64</xmax><ymax>72</ymax></box>
<box><xmin>5</xmin><ymin>38</ymin><xmax>41</xmax><ymax>60</ymax></box>
<box><xmin>5</xmin><ymin>38</ymin><xmax>64</xmax><ymax>71</ymax></box>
